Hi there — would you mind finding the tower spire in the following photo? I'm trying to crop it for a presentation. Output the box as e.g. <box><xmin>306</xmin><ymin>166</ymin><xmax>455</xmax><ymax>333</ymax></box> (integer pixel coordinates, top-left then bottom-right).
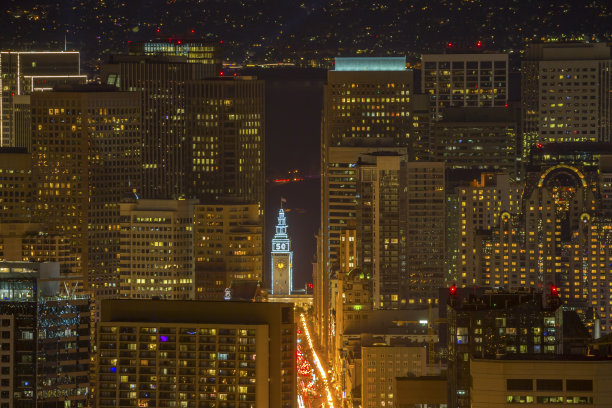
<box><xmin>271</xmin><ymin>205</ymin><xmax>293</xmax><ymax>295</ymax></box>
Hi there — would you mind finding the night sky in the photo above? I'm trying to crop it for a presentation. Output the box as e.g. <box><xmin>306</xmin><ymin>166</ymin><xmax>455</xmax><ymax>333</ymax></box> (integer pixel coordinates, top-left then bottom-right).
<box><xmin>254</xmin><ymin>68</ymin><xmax>325</xmax><ymax>288</ymax></box>
<box><xmin>2</xmin><ymin>0</ymin><xmax>611</xmax><ymax>71</ymax></box>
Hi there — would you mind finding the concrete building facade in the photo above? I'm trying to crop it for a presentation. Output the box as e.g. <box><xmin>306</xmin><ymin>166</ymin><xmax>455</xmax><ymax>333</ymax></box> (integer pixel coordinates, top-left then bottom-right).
<box><xmin>96</xmin><ymin>299</ymin><xmax>295</xmax><ymax>408</ymax></box>
<box><xmin>470</xmin><ymin>358</ymin><xmax>612</xmax><ymax>407</ymax></box>
<box><xmin>118</xmin><ymin>199</ymin><xmax>196</xmax><ymax>300</ymax></box>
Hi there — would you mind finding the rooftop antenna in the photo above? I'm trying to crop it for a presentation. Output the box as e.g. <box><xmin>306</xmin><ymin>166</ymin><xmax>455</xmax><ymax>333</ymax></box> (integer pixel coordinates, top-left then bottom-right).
<box><xmin>64</xmin><ymin>34</ymin><xmax>67</xmax><ymax>51</ymax></box>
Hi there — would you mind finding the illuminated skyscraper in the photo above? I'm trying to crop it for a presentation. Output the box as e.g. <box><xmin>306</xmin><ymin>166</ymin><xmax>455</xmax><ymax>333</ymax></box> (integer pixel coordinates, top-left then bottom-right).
<box><xmin>0</xmin><ymin>261</ymin><xmax>91</xmax><ymax>408</ymax></box>
<box><xmin>193</xmin><ymin>203</ymin><xmax>263</xmax><ymax>300</ymax></box>
<box><xmin>455</xmin><ymin>173</ymin><xmax>522</xmax><ymax>287</ymax></box>
<box><xmin>456</xmin><ymin>158</ymin><xmax>612</xmax><ymax>334</ymax></box>
<box><xmin>521</xmin><ymin>42</ymin><xmax>612</xmax><ymax>153</ymax></box>
<box><xmin>30</xmin><ymin>85</ymin><xmax>141</xmax><ymax>294</ymax></box>
<box><xmin>118</xmin><ymin>199</ymin><xmax>196</xmax><ymax>300</ymax></box>
<box><xmin>185</xmin><ymin>77</ymin><xmax>265</xmax><ymax>209</ymax></box>
<box><xmin>0</xmin><ymin>51</ymin><xmax>86</xmax><ymax>147</ymax></box>
<box><xmin>421</xmin><ymin>52</ymin><xmax>508</xmax><ymax>119</ymax></box>
<box><xmin>447</xmin><ymin>289</ymin><xmax>564</xmax><ymax>408</ymax></box>
<box><xmin>317</xmin><ymin>56</ymin><xmax>415</xmax><ymax>352</ymax></box>
<box><xmin>431</xmin><ymin>107</ymin><xmax>518</xmax><ymax>173</ymax></box>
<box><xmin>271</xmin><ymin>208</ymin><xmax>293</xmax><ymax>295</ymax></box>
<box><xmin>0</xmin><ymin>148</ymin><xmax>31</xmax><ymax>223</ymax></box>
<box><xmin>103</xmin><ymin>42</ymin><xmax>220</xmax><ymax>199</ymax></box>
<box><xmin>356</xmin><ymin>152</ymin><xmax>445</xmax><ymax>309</ymax></box>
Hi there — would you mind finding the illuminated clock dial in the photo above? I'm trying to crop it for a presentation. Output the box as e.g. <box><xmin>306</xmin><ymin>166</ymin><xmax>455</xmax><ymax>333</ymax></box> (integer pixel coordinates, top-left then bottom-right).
<box><xmin>277</xmin><ymin>262</ymin><xmax>285</xmax><ymax>269</ymax></box>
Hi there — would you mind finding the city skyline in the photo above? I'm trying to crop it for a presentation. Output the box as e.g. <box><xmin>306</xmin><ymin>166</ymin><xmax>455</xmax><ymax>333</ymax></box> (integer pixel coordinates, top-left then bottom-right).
<box><xmin>1</xmin><ymin>3</ymin><xmax>612</xmax><ymax>408</ymax></box>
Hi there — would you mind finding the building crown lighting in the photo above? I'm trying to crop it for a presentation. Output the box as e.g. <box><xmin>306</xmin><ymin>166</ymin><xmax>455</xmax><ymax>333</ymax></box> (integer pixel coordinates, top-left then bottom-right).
<box><xmin>334</xmin><ymin>57</ymin><xmax>406</xmax><ymax>71</ymax></box>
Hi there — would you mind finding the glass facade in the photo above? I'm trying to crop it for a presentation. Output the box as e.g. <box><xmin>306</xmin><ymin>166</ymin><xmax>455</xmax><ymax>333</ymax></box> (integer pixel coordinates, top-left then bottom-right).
<box><xmin>0</xmin><ymin>272</ymin><xmax>90</xmax><ymax>408</ymax></box>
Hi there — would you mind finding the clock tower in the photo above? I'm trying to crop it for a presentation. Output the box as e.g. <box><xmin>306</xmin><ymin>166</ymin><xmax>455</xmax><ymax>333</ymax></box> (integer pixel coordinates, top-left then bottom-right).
<box><xmin>271</xmin><ymin>208</ymin><xmax>293</xmax><ymax>295</ymax></box>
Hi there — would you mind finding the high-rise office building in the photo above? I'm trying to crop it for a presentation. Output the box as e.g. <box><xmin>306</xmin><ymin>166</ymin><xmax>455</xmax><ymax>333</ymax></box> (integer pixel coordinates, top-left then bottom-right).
<box><xmin>454</xmin><ymin>157</ymin><xmax>612</xmax><ymax>334</ymax></box>
<box><xmin>128</xmin><ymin>40</ymin><xmax>222</xmax><ymax>68</ymax></box>
<box><xmin>455</xmin><ymin>173</ymin><xmax>522</xmax><ymax>287</ymax></box>
<box><xmin>193</xmin><ymin>203</ymin><xmax>263</xmax><ymax>300</ymax></box>
<box><xmin>484</xmin><ymin>164</ymin><xmax>597</xmax><ymax>294</ymax></box>
<box><xmin>404</xmin><ymin>161</ymin><xmax>446</xmax><ymax>305</ymax></box>
<box><xmin>118</xmin><ymin>199</ymin><xmax>196</xmax><ymax>300</ymax></box>
<box><xmin>357</xmin><ymin>153</ymin><xmax>404</xmax><ymax>309</ymax></box>
<box><xmin>0</xmin><ymin>148</ymin><xmax>31</xmax><ymax>223</ymax></box>
<box><xmin>0</xmin><ymin>261</ymin><xmax>90</xmax><ymax>408</ymax></box>
<box><xmin>317</xmin><ymin>56</ymin><xmax>414</xmax><ymax>354</ymax></box>
<box><xmin>315</xmin><ymin>58</ymin><xmax>414</xmax><ymax>344</ymax></box>
<box><xmin>447</xmin><ymin>289</ymin><xmax>565</xmax><ymax>408</ymax></box>
<box><xmin>0</xmin><ymin>51</ymin><xmax>86</xmax><ymax>147</ymax></box>
<box><xmin>521</xmin><ymin>42</ymin><xmax>612</xmax><ymax>152</ymax></box>
<box><xmin>0</xmin><ymin>223</ymin><xmax>76</xmax><ymax>275</ymax></box>
<box><xmin>431</xmin><ymin>107</ymin><xmax>518</xmax><ymax>173</ymax></box>
<box><xmin>30</xmin><ymin>85</ymin><xmax>141</xmax><ymax>295</ymax></box>
<box><xmin>421</xmin><ymin>52</ymin><xmax>509</xmax><ymax>119</ymax></box>
<box><xmin>356</xmin><ymin>153</ymin><xmax>445</xmax><ymax>308</ymax></box>
<box><xmin>103</xmin><ymin>41</ymin><xmax>221</xmax><ymax>199</ymax></box>
<box><xmin>185</xmin><ymin>77</ymin><xmax>265</xmax><ymax>208</ymax></box>
<box><xmin>96</xmin><ymin>299</ymin><xmax>296</xmax><ymax>408</ymax></box>
<box><xmin>86</xmin><ymin>88</ymin><xmax>141</xmax><ymax>298</ymax></box>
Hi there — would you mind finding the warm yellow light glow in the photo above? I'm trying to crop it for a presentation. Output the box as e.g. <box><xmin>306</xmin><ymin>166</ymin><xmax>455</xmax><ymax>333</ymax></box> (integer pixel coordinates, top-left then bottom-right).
<box><xmin>301</xmin><ymin>314</ymin><xmax>335</xmax><ymax>408</ymax></box>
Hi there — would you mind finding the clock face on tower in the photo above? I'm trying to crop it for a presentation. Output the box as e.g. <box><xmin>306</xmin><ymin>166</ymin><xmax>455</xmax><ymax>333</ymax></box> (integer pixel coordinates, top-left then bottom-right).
<box><xmin>277</xmin><ymin>262</ymin><xmax>285</xmax><ymax>269</ymax></box>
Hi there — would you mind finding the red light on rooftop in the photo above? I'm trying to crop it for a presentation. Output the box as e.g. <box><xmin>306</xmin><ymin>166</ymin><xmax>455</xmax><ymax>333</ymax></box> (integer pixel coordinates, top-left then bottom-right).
<box><xmin>550</xmin><ymin>284</ymin><xmax>559</xmax><ymax>297</ymax></box>
<box><xmin>504</xmin><ymin>103</ymin><xmax>508</xmax><ymax>108</ymax></box>
<box><xmin>177</xmin><ymin>40</ymin><xmax>181</xmax><ymax>44</ymax></box>
<box><xmin>447</xmin><ymin>42</ymin><xmax>453</xmax><ymax>47</ymax></box>
<box><xmin>191</xmin><ymin>29</ymin><xmax>195</xmax><ymax>34</ymax></box>
<box><xmin>219</xmin><ymin>71</ymin><xmax>224</xmax><ymax>76</ymax></box>
<box><xmin>156</xmin><ymin>28</ymin><xmax>160</xmax><ymax>33</ymax></box>
<box><xmin>449</xmin><ymin>284</ymin><xmax>457</xmax><ymax>296</ymax></box>
<box><xmin>476</xmin><ymin>40</ymin><xmax>482</xmax><ymax>48</ymax></box>
<box><xmin>219</xmin><ymin>40</ymin><xmax>223</xmax><ymax>44</ymax></box>
<box><xmin>536</xmin><ymin>143</ymin><xmax>543</xmax><ymax>148</ymax></box>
